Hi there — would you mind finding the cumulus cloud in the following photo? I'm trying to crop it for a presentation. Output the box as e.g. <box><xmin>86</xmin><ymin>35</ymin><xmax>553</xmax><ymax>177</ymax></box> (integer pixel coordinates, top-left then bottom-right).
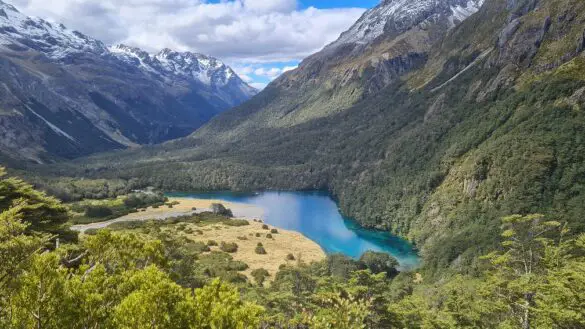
<box><xmin>10</xmin><ymin>0</ymin><xmax>365</xmax><ymax>64</ymax></box>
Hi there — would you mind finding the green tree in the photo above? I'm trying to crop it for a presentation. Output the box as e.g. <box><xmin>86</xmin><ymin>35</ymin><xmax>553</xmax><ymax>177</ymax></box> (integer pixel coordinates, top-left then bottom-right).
<box><xmin>304</xmin><ymin>291</ymin><xmax>371</xmax><ymax>329</ymax></box>
<box><xmin>359</xmin><ymin>251</ymin><xmax>399</xmax><ymax>277</ymax></box>
<box><xmin>482</xmin><ymin>214</ymin><xmax>564</xmax><ymax>329</ymax></box>
<box><xmin>8</xmin><ymin>253</ymin><xmax>71</xmax><ymax>329</ymax></box>
<box><xmin>251</xmin><ymin>268</ymin><xmax>270</xmax><ymax>286</ymax></box>
<box><xmin>114</xmin><ymin>266</ymin><xmax>192</xmax><ymax>329</ymax></box>
<box><xmin>0</xmin><ymin>168</ymin><xmax>71</xmax><ymax>240</ymax></box>
<box><xmin>189</xmin><ymin>278</ymin><xmax>264</xmax><ymax>329</ymax></box>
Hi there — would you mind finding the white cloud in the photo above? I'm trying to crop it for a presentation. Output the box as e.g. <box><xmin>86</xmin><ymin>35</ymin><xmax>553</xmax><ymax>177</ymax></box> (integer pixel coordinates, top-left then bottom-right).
<box><xmin>282</xmin><ymin>65</ymin><xmax>298</xmax><ymax>73</ymax></box>
<box><xmin>254</xmin><ymin>67</ymin><xmax>285</xmax><ymax>78</ymax></box>
<box><xmin>239</xmin><ymin>74</ymin><xmax>253</xmax><ymax>83</ymax></box>
<box><xmin>10</xmin><ymin>0</ymin><xmax>366</xmax><ymax>64</ymax></box>
<box><xmin>250</xmin><ymin>82</ymin><xmax>268</xmax><ymax>90</ymax></box>
<box><xmin>243</xmin><ymin>0</ymin><xmax>297</xmax><ymax>14</ymax></box>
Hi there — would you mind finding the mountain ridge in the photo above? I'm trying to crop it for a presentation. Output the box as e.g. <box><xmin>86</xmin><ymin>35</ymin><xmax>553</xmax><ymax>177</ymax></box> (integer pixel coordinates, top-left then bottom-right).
<box><xmin>0</xmin><ymin>0</ymin><xmax>256</xmax><ymax>163</ymax></box>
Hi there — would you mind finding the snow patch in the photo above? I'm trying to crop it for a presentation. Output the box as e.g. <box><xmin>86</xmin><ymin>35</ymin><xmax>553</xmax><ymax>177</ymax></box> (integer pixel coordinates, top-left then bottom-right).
<box><xmin>25</xmin><ymin>105</ymin><xmax>77</xmax><ymax>142</ymax></box>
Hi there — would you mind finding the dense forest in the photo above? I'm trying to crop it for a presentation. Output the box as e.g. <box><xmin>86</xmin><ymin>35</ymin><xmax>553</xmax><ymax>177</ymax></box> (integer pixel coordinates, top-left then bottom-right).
<box><xmin>2</xmin><ymin>169</ymin><xmax>585</xmax><ymax>328</ymax></box>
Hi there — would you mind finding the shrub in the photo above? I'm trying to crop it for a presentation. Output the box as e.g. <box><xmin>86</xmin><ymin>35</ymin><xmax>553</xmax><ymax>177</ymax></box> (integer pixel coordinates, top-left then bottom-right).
<box><xmin>255</xmin><ymin>233</ymin><xmax>261</xmax><ymax>237</ymax></box>
<box><xmin>224</xmin><ymin>219</ymin><xmax>249</xmax><ymax>227</ymax></box>
<box><xmin>255</xmin><ymin>245</ymin><xmax>267</xmax><ymax>255</ymax></box>
<box><xmin>270</xmin><ymin>228</ymin><xmax>279</xmax><ymax>234</ymax></box>
<box><xmin>84</xmin><ymin>228</ymin><xmax>100</xmax><ymax>235</ymax></box>
<box><xmin>262</xmin><ymin>224</ymin><xmax>269</xmax><ymax>230</ymax></box>
<box><xmin>228</xmin><ymin>261</ymin><xmax>249</xmax><ymax>271</ymax></box>
<box><xmin>222</xmin><ymin>272</ymin><xmax>248</xmax><ymax>284</ymax></box>
<box><xmin>220</xmin><ymin>242</ymin><xmax>238</xmax><ymax>253</ymax></box>
<box><xmin>286</xmin><ymin>253</ymin><xmax>295</xmax><ymax>261</ymax></box>
<box><xmin>266</xmin><ymin>234</ymin><xmax>273</xmax><ymax>239</ymax></box>
<box><xmin>207</xmin><ymin>240</ymin><xmax>218</xmax><ymax>246</ymax></box>
<box><xmin>237</xmin><ymin>236</ymin><xmax>248</xmax><ymax>240</ymax></box>
<box><xmin>251</xmin><ymin>268</ymin><xmax>270</xmax><ymax>286</ymax></box>
<box><xmin>84</xmin><ymin>205</ymin><xmax>114</xmax><ymax>218</ymax></box>
<box><xmin>211</xmin><ymin>203</ymin><xmax>234</xmax><ymax>217</ymax></box>
<box><xmin>359</xmin><ymin>251</ymin><xmax>399</xmax><ymax>277</ymax></box>
<box><xmin>257</xmin><ymin>242</ymin><xmax>263</xmax><ymax>247</ymax></box>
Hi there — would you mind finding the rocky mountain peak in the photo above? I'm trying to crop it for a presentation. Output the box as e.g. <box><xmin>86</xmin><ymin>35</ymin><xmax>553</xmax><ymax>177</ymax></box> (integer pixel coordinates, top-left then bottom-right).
<box><xmin>326</xmin><ymin>0</ymin><xmax>485</xmax><ymax>50</ymax></box>
<box><xmin>0</xmin><ymin>1</ymin><xmax>107</xmax><ymax>59</ymax></box>
<box><xmin>110</xmin><ymin>44</ymin><xmax>249</xmax><ymax>92</ymax></box>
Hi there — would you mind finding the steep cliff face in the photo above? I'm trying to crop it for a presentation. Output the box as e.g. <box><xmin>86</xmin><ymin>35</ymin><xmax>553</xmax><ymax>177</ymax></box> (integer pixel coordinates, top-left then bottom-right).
<box><xmin>192</xmin><ymin>0</ymin><xmax>484</xmax><ymax>142</ymax></box>
<box><xmin>0</xmin><ymin>1</ymin><xmax>256</xmax><ymax>163</ymax></box>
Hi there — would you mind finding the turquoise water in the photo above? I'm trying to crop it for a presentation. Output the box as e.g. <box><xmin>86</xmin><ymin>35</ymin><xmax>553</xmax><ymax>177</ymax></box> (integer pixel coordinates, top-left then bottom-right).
<box><xmin>169</xmin><ymin>191</ymin><xmax>420</xmax><ymax>269</ymax></box>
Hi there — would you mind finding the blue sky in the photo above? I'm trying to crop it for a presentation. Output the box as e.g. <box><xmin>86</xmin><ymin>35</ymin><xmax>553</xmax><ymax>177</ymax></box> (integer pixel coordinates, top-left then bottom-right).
<box><xmin>12</xmin><ymin>0</ymin><xmax>380</xmax><ymax>89</ymax></box>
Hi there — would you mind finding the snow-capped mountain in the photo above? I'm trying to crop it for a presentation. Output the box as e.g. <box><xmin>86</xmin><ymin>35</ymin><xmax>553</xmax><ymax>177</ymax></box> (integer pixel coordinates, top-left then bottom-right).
<box><xmin>281</xmin><ymin>0</ymin><xmax>486</xmax><ymax>97</ymax></box>
<box><xmin>110</xmin><ymin>45</ymin><xmax>257</xmax><ymax>99</ymax></box>
<box><xmin>0</xmin><ymin>0</ymin><xmax>107</xmax><ymax>59</ymax></box>
<box><xmin>0</xmin><ymin>0</ymin><xmax>256</xmax><ymax>162</ymax></box>
<box><xmin>326</xmin><ymin>0</ymin><xmax>484</xmax><ymax>50</ymax></box>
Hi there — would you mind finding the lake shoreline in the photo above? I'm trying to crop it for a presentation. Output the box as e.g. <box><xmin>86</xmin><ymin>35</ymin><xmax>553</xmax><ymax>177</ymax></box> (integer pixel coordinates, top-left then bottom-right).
<box><xmin>169</xmin><ymin>191</ymin><xmax>421</xmax><ymax>269</ymax></box>
<box><xmin>71</xmin><ymin>197</ymin><xmax>265</xmax><ymax>232</ymax></box>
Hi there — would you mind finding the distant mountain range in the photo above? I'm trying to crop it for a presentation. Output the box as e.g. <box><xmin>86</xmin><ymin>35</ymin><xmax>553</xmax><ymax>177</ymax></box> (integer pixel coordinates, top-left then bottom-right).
<box><xmin>0</xmin><ymin>0</ymin><xmax>256</xmax><ymax>163</ymax></box>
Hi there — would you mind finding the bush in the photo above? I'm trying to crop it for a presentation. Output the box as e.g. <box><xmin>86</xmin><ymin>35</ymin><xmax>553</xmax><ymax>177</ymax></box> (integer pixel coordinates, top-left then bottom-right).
<box><xmin>270</xmin><ymin>228</ymin><xmax>279</xmax><ymax>234</ymax></box>
<box><xmin>84</xmin><ymin>228</ymin><xmax>100</xmax><ymax>235</ymax></box>
<box><xmin>262</xmin><ymin>224</ymin><xmax>269</xmax><ymax>230</ymax></box>
<box><xmin>222</xmin><ymin>272</ymin><xmax>248</xmax><ymax>284</ymax></box>
<box><xmin>255</xmin><ymin>233</ymin><xmax>261</xmax><ymax>237</ymax></box>
<box><xmin>220</xmin><ymin>242</ymin><xmax>238</xmax><ymax>253</ymax></box>
<box><xmin>359</xmin><ymin>251</ymin><xmax>399</xmax><ymax>277</ymax></box>
<box><xmin>224</xmin><ymin>219</ymin><xmax>249</xmax><ymax>227</ymax></box>
<box><xmin>237</xmin><ymin>236</ymin><xmax>248</xmax><ymax>240</ymax></box>
<box><xmin>257</xmin><ymin>242</ymin><xmax>263</xmax><ymax>247</ymax></box>
<box><xmin>211</xmin><ymin>203</ymin><xmax>234</xmax><ymax>217</ymax></box>
<box><xmin>228</xmin><ymin>261</ymin><xmax>249</xmax><ymax>271</ymax></box>
<box><xmin>108</xmin><ymin>220</ymin><xmax>149</xmax><ymax>230</ymax></box>
<box><xmin>255</xmin><ymin>245</ymin><xmax>267</xmax><ymax>255</ymax></box>
<box><xmin>251</xmin><ymin>268</ymin><xmax>270</xmax><ymax>286</ymax></box>
<box><xmin>266</xmin><ymin>234</ymin><xmax>273</xmax><ymax>239</ymax></box>
<box><xmin>207</xmin><ymin>240</ymin><xmax>218</xmax><ymax>246</ymax></box>
<box><xmin>286</xmin><ymin>253</ymin><xmax>295</xmax><ymax>261</ymax></box>
<box><xmin>84</xmin><ymin>205</ymin><xmax>113</xmax><ymax>218</ymax></box>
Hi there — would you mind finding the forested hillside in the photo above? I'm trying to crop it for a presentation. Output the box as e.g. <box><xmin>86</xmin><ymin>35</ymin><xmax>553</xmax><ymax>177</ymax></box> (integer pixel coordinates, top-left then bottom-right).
<box><xmin>34</xmin><ymin>0</ymin><xmax>585</xmax><ymax>276</ymax></box>
<box><xmin>2</xmin><ymin>168</ymin><xmax>585</xmax><ymax>328</ymax></box>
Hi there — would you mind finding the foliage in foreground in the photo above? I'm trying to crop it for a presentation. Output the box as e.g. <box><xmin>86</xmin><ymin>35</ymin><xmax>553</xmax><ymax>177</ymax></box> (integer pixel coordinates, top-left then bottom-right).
<box><xmin>1</xmin><ymin>169</ymin><xmax>585</xmax><ymax>328</ymax></box>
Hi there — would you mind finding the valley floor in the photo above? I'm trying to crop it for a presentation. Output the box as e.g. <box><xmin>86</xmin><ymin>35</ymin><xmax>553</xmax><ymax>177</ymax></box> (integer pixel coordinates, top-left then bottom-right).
<box><xmin>71</xmin><ymin>197</ymin><xmax>264</xmax><ymax>232</ymax></box>
<box><xmin>71</xmin><ymin>197</ymin><xmax>325</xmax><ymax>280</ymax></box>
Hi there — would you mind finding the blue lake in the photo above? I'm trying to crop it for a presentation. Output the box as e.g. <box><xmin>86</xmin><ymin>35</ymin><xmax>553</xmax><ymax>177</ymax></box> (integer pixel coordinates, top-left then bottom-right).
<box><xmin>168</xmin><ymin>191</ymin><xmax>420</xmax><ymax>269</ymax></box>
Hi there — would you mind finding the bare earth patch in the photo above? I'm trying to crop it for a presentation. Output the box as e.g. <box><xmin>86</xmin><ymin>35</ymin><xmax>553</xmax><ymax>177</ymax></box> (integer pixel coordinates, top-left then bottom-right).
<box><xmin>177</xmin><ymin>220</ymin><xmax>326</xmax><ymax>280</ymax></box>
<box><xmin>72</xmin><ymin>197</ymin><xmax>264</xmax><ymax>232</ymax></box>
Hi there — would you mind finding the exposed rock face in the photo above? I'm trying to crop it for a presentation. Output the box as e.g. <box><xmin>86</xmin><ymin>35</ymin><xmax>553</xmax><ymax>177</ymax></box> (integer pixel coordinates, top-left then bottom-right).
<box><xmin>193</xmin><ymin>0</ymin><xmax>486</xmax><ymax>143</ymax></box>
<box><xmin>299</xmin><ymin>0</ymin><xmax>486</xmax><ymax>94</ymax></box>
<box><xmin>0</xmin><ymin>1</ymin><xmax>256</xmax><ymax>162</ymax></box>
